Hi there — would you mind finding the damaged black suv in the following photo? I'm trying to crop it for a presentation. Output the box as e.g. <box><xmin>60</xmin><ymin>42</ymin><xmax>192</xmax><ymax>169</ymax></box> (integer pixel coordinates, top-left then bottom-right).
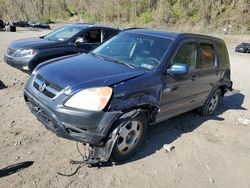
<box><xmin>24</xmin><ymin>29</ymin><xmax>232</xmax><ymax>163</ymax></box>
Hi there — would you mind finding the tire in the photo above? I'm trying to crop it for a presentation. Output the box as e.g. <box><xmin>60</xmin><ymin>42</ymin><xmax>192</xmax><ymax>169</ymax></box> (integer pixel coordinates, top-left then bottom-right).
<box><xmin>9</xmin><ymin>25</ymin><xmax>16</xmax><ymax>32</ymax></box>
<box><xmin>110</xmin><ymin>111</ymin><xmax>148</xmax><ymax>163</ymax></box>
<box><xmin>198</xmin><ymin>89</ymin><xmax>221</xmax><ymax>117</ymax></box>
<box><xmin>0</xmin><ymin>20</ymin><xmax>4</xmax><ymax>29</ymax></box>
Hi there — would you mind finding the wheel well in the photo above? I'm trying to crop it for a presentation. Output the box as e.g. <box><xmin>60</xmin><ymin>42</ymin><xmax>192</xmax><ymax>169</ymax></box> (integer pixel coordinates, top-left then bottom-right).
<box><xmin>125</xmin><ymin>104</ymin><xmax>159</xmax><ymax>123</ymax></box>
<box><xmin>219</xmin><ymin>85</ymin><xmax>228</xmax><ymax>96</ymax></box>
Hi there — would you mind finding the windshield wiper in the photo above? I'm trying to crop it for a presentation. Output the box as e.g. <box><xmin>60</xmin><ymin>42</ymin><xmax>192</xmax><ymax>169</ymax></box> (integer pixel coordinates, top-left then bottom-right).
<box><xmin>117</xmin><ymin>61</ymin><xmax>136</xmax><ymax>69</ymax></box>
<box><xmin>90</xmin><ymin>52</ymin><xmax>99</xmax><ymax>58</ymax></box>
<box><xmin>101</xmin><ymin>56</ymin><xmax>135</xmax><ymax>69</ymax></box>
<box><xmin>90</xmin><ymin>52</ymin><xmax>135</xmax><ymax>69</ymax></box>
<box><xmin>90</xmin><ymin>52</ymin><xmax>107</xmax><ymax>60</ymax></box>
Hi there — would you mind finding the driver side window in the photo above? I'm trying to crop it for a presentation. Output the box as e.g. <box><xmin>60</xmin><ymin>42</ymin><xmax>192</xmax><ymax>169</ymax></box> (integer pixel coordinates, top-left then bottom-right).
<box><xmin>173</xmin><ymin>43</ymin><xmax>197</xmax><ymax>69</ymax></box>
<box><xmin>76</xmin><ymin>29</ymin><xmax>101</xmax><ymax>44</ymax></box>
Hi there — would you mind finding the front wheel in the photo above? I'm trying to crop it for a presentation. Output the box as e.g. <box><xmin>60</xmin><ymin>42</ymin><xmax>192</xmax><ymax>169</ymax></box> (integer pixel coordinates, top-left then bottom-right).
<box><xmin>110</xmin><ymin>112</ymin><xmax>148</xmax><ymax>163</ymax></box>
<box><xmin>198</xmin><ymin>89</ymin><xmax>221</xmax><ymax>116</ymax></box>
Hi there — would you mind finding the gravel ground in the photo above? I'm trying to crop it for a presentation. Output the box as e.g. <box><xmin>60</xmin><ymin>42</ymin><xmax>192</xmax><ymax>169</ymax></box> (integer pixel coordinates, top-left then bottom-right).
<box><xmin>0</xmin><ymin>26</ymin><xmax>250</xmax><ymax>188</ymax></box>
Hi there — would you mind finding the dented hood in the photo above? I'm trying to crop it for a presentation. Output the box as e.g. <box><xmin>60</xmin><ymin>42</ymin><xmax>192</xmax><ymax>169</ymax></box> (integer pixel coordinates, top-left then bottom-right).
<box><xmin>36</xmin><ymin>54</ymin><xmax>145</xmax><ymax>90</ymax></box>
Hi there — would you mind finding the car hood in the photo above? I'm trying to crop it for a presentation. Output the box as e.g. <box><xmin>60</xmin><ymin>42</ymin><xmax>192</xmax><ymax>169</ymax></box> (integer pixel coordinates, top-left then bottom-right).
<box><xmin>8</xmin><ymin>37</ymin><xmax>63</xmax><ymax>50</ymax></box>
<box><xmin>36</xmin><ymin>54</ymin><xmax>146</xmax><ymax>90</ymax></box>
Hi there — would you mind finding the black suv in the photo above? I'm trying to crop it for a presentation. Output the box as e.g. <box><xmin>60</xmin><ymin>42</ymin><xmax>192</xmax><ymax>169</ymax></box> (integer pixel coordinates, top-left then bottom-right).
<box><xmin>4</xmin><ymin>23</ymin><xmax>120</xmax><ymax>73</ymax></box>
<box><xmin>235</xmin><ymin>43</ymin><xmax>250</xmax><ymax>53</ymax></box>
<box><xmin>24</xmin><ymin>29</ymin><xmax>232</xmax><ymax>163</ymax></box>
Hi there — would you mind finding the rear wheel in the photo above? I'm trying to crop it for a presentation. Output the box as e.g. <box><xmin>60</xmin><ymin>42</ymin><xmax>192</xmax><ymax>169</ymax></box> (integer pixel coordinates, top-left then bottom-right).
<box><xmin>198</xmin><ymin>89</ymin><xmax>221</xmax><ymax>116</ymax></box>
<box><xmin>111</xmin><ymin>112</ymin><xmax>148</xmax><ymax>163</ymax></box>
<box><xmin>9</xmin><ymin>25</ymin><xmax>16</xmax><ymax>32</ymax></box>
<box><xmin>0</xmin><ymin>20</ymin><xmax>4</xmax><ymax>29</ymax></box>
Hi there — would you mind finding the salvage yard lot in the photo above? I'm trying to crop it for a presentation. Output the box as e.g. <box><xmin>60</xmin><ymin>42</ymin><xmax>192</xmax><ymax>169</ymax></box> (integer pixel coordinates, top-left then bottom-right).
<box><xmin>0</xmin><ymin>27</ymin><xmax>250</xmax><ymax>188</ymax></box>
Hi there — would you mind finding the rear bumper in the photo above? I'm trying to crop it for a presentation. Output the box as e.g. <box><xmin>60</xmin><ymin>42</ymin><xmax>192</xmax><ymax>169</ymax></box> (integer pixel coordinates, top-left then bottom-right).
<box><xmin>24</xmin><ymin>89</ymin><xmax>121</xmax><ymax>145</ymax></box>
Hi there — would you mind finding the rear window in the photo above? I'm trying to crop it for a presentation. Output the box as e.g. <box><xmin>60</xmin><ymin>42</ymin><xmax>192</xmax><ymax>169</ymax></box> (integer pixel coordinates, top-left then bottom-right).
<box><xmin>241</xmin><ymin>43</ymin><xmax>250</xmax><ymax>46</ymax></box>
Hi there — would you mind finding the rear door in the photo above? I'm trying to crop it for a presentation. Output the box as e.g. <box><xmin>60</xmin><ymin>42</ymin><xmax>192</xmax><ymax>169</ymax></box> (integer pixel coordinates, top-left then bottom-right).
<box><xmin>103</xmin><ymin>29</ymin><xmax>119</xmax><ymax>41</ymax></box>
<box><xmin>194</xmin><ymin>42</ymin><xmax>220</xmax><ymax>103</ymax></box>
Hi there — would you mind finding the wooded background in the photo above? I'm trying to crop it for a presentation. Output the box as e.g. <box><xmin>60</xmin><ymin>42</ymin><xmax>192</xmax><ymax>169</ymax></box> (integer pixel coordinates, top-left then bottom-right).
<box><xmin>0</xmin><ymin>0</ymin><xmax>249</xmax><ymax>33</ymax></box>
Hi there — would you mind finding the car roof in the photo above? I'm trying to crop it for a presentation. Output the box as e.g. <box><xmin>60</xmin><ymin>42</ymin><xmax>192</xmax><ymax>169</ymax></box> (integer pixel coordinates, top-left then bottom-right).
<box><xmin>124</xmin><ymin>28</ymin><xmax>223</xmax><ymax>42</ymax></box>
<box><xmin>66</xmin><ymin>23</ymin><xmax>120</xmax><ymax>30</ymax></box>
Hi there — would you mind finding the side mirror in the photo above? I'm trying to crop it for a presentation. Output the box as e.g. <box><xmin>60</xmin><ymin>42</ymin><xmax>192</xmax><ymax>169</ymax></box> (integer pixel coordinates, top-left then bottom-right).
<box><xmin>167</xmin><ymin>63</ymin><xmax>188</xmax><ymax>75</ymax></box>
<box><xmin>75</xmin><ymin>41</ymin><xmax>80</xmax><ymax>48</ymax></box>
<box><xmin>75</xmin><ymin>37</ymin><xmax>85</xmax><ymax>48</ymax></box>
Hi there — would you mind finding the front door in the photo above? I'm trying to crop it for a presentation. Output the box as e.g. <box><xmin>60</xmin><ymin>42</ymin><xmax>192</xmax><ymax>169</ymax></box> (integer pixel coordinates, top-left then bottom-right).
<box><xmin>75</xmin><ymin>29</ymin><xmax>102</xmax><ymax>53</ymax></box>
<box><xmin>157</xmin><ymin>42</ymin><xmax>200</xmax><ymax>121</ymax></box>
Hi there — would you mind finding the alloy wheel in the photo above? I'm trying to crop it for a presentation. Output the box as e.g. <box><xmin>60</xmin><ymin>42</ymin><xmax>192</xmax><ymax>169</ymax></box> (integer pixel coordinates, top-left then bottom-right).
<box><xmin>117</xmin><ymin>120</ymin><xmax>142</xmax><ymax>154</ymax></box>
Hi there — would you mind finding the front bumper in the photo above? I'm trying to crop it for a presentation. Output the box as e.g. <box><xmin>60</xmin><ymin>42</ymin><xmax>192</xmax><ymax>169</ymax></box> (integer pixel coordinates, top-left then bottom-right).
<box><xmin>4</xmin><ymin>55</ymin><xmax>31</xmax><ymax>72</ymax></box>
<box><xmin>24</xmin><ymin>87</ymin><xmax>122</xmax><ymax>145</ymax></box>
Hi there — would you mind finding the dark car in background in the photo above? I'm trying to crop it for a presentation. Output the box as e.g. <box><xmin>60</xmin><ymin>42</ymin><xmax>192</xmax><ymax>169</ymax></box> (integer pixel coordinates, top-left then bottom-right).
<box><xmin>0</xmin><ymin>19</ymin><xmax>5</xmax><ymax>30</ymax></box>
<box><xmin>11</xmin><ymin>20</ymin><xmax>50</xmax><ymax>29</ymax></box>
<box><xmin>235</xmin><ymin>43</ymin><xmax>250</xmax><ymax>53</ymax></box>
<box><xmin>28</xmin><ymin>21</ymin><xmax>50</xmax><ymax>29</ymax></box>
<box><xmin>13</xmin><ymin>20</ymin><xmax>29</xmax><ymax>27</ymax></box>
<box><xmin>24</xmin><ymin>29</ymin><xmax>232</xmax><ymax>163</ymax></box>
<box><xmin>4</xmin><ymin>23</ymin><xmax>120</xmax><ymax>73</ymax></box>
<box><xmin>37</xmin><ymin>22</ymin><xmax>50</xmax><ymax>29</ymax></box>
<box><xmin>27</xmin><ymin>21</ymin><xmax>37</xmax><ymax>28</ymax></box>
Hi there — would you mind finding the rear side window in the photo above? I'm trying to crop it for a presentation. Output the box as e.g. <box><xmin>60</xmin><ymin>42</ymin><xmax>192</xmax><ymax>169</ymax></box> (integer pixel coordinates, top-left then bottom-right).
<box><xmin>197</xmin><ymin>44</ymin><xmax>216</xmax><ymax>69</ymax></box>
<box><xmin>173</xmin><ymin>43</ymin><xmax>196</xmax><ymax>69</ymax></box>
<box><xmin>103</xmin><ymin>29</ymin><xmax>118</xmax><ymax>41</ymax></box>
<box><xmin>215</xmin><ymin>41</ymin><xmax>230</xmax><ymax>68</ymax></box>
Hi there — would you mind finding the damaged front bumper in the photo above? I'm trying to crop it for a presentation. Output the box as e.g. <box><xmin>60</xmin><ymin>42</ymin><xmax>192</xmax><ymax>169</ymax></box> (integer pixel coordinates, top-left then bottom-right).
<box><xmin>24</xmin><ymin>90</ymin><xmax>122</xmax><ymax>145</ymax></box>
<box><xmin>24</xmin><ymin>89</ymin><xmax>125</xmax><ymax>163</ymax></box>
<box><xmin>23</xmin><ymin>74</ymin><xmax>142</xmax><ymax>163</ymax></box>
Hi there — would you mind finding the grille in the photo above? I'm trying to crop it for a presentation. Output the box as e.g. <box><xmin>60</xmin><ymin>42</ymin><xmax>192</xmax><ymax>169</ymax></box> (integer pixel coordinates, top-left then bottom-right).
<box><xmin>33</xmin><ymin>75</ymin><xmax>62</xmax><ymax>98</ymax></box>
<box><xmin>6</xmin><ymin>48</ymin><xmax>16</xmax><ymax>56</ymax></box>
<box><xmin>26</xmin><ymin>96</ymin><xmax>57</xmax><ymax>130</ymax></box>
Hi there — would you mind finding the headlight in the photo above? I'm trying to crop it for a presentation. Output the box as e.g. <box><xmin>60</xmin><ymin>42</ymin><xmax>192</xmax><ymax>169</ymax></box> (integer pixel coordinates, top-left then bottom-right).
<box><xmin>64</xmin><ymin>87</ymin><xmax>112</xmax><ymax>111</ymax></box>
<box><xmin>14</xmin><ymin>49</ymin><xmax>37</xmax><ymax>58</ymax></box>
<box><xmin>32</xmin><ymin>65</ymin><xmax>40</xmax><ymax>75</ymax></box>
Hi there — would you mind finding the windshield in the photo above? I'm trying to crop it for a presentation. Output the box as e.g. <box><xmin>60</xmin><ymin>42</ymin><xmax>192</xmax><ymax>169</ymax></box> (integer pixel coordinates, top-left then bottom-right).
<box><xmin>92</xmin><ymin>32</ymin><xmax>173</xmax><ymax>71</ymax></box>
<box><xmin>44</xmin><ymin>26</ymin><xmax>83</xmax><ymax>41</ymax></box>
<box><xmin>240</xmin><ymin>43</ymin><xmax>250</xmax><ymax>46</ymax></box>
